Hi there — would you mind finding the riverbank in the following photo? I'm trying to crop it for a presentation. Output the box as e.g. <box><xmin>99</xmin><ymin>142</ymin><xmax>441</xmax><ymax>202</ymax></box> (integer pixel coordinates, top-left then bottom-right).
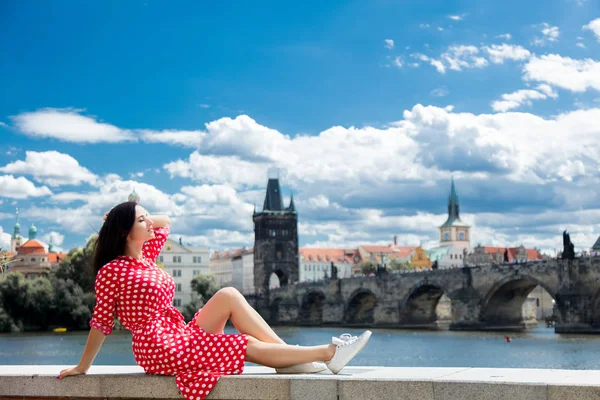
<box><xmin>2</xmin><ymin>365</ymin><xmax>599</xmax><ymax>400</ymax></box>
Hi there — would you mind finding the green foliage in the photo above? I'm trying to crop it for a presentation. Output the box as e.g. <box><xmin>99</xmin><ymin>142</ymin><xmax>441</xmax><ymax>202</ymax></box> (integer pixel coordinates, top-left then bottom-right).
<box><xmin>190</xmin><ymin>274</ymin><xmax>218</xmax><ymax>302</ymax></box>
<box><xmin>181</xmin><ymin>275</ymin><xmax>219</xmax><ymax>323</ymax></box>
<box><xmin>54</xmin><ymin>236</ymin><xmax>97</xmax><ymax>292</ymax></box>
<box><xmin>388</xmin><ymin>258</ymin><xmax>414</xmax><ymax>271</ymax></box>
<box><xmin>359</xmin><ymin>260</ymin><xmax>377</xmax><ymax>274</ymax></box>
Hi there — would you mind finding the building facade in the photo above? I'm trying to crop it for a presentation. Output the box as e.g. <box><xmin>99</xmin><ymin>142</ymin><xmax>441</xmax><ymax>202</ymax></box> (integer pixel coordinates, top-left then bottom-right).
<box><xmin>158</xmin><ymin>238</ymin><xmax>210</xmax><ymax>309</ymax></box>
<box><xmin>253</xmin><ymin>172</ymin><xmax>299</xmax><ymax>294</ymax></box>
<box><xmin>231</xmin><ymin>249</ymin><xmax>255</xmax><ymax>294</ymax></box>
<box><xmin>299</xmin><ymin>248</ymin><xmax>354</xmax><ymax>282</ymax></box>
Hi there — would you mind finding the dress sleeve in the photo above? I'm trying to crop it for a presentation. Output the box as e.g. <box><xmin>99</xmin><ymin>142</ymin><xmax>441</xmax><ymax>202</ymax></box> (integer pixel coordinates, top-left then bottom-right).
<box><xmin>89</xmin><ymin>263</ymin><xmax>119</xmax><ymax>336</ymax></box>
<box><xmin>143</xmin><ymin>226</ymin><xmax>170</xmax><ymax>262</ymax></box>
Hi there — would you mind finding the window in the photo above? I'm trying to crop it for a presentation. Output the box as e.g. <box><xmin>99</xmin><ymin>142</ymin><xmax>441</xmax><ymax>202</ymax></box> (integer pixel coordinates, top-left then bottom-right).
<box><xmin>159</xmin><ymin>256</ymin><xmax>163</xmax><ymax>263</ymax></box>
<box><xmin>176</xmin><ymin>283</ymin><xmax>182</xmax><ymax>292</ymax></box>
<box><xmin>172</xmin><ymin>269</ymin><xmax>182</xmax><ymax>277</ymax></box>
<box><xmin>450</xmin><ymin>254</ymin><xmax>453</xmax><ymax>259</ymax></box>
<box><xmin>193</xmin><ymin>270</ymin><xmax>201</xmax><ymax>276</ymax></box>
<box><xmin>536</xmin><ymin>298</ymin><xmax>540</xmax><ymax>307</ymax></box>
<box><xmin>173</xmin><ymin>298</ymin><xmax>182</xmax><ymax>307</ymax></box>
<box><xmin>459</xmin><ymin>231</ymin><xmax>465</xmax><ymax>240</ymax></box>
<box><xmin>193</xmin><ymin>256</ymin><xmax>202</xmax><ymax>263</ymax></box>
<box><xmin>31</xmin><ymin>257</ymin><xmax>36</xmax><ymax>262</ymax></box>
<box><xmin>443</xmin><ymin>231</ymin><xmax>450</xmax><ymax>241</ymax></box>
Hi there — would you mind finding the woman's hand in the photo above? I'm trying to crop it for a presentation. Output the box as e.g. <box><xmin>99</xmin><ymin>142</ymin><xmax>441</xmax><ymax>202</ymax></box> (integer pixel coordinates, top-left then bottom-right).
<box><xmin>57</xmin><ymin>365</ymin><xmax>87</xmax><ymax>380</ymax></box>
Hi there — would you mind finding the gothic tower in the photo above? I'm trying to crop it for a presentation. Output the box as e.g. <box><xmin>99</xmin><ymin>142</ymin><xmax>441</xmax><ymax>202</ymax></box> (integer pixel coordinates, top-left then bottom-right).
<box><xmin>439</xmin><ymin>177</ymin><xmax>471</xmax><ymax>248</ymax></box>
<box><xmin>253</xmin><ymin>170</ymin><xmax>298</xmax><ymax>295</ymax></box>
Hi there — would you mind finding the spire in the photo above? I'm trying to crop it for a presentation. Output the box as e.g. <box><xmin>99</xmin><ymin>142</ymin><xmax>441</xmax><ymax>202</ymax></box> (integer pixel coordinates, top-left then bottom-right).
<box><xmin>448</xmin><ymin>176</ymin><xmax>459</xmax><ymax>220</ymax></box>
<box><xmin>262</xmin><ymin>178</ymin><xmax>284</xmax><ymax>211</ymax></box>
<box><xmin>287</xmin><ymin>193</ymin><xmax>296</xmax><ymax>213</ymax></box>
<box><xmin>49</xmin><ymin>235</ymin><xmax>55</xmax><ymax>253</ymax></box>
<box><xmin>12</xmin><ymin>208</ymin><xmax>21</xmax><ymax>239</ymax></box>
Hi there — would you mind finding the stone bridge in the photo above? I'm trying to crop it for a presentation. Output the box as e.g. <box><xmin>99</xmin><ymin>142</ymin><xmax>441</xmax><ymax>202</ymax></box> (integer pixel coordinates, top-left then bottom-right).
<box><xmin>249</xmin><ymin>257</ymin><xmax>600</xmax><ymax>333</ymax></box>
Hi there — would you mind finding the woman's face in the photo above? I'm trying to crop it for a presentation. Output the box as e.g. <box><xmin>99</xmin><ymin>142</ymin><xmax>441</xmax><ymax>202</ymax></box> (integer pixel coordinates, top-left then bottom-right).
<box><xmin>127</xmin><ymin>205</ymin><xmax>155</xmax><ymax>244</ymax></box>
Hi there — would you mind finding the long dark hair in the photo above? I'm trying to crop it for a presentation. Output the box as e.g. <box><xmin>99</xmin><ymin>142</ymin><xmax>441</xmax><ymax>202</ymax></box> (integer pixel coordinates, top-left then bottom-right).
<box><xmin>92</xmin><ymin>201</ymin><xmax>137</xmax><ymax>276</ymax></box>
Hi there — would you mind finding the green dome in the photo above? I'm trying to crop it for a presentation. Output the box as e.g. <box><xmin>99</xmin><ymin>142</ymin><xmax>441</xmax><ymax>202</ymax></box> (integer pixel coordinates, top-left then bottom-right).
<box><xmin>28</xmin><ymin>223</ymin><xmax>37</xmax><ymax>240</ymax></box>
<box><xmin>128</xmin><ymin>189</ymin><xmax>140</xmax><ymax>203</ymax></box>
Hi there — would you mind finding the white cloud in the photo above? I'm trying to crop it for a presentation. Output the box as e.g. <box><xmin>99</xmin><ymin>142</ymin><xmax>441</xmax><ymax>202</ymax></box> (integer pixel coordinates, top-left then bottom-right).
<box><xmin>384</xmin><ymin>39</ymin><xmax>395</xmax><ymax>49</ymax></box>
<box><xmin>198</xmin><ymin>104</ymin><xmax>211</xmax><ymax>109</ymax></box>
<box><xmin>532</xmin><ymin>23</ymin><xmax>560</xmax><ymax>46</ymax></box>
<box><xmin>392</xmin><ymin>56</ymin><xmax>403</xmax><ymax>68</ymax></box>
<box><xmin>139</xmin><ymin>129</ymin><xmax>206</xmax><ymax>147</ymax></box>
<box><xmin>0</xmin><ymin>175</ymin><xmax>52</xmax><ymax>199</ymax></box>
<box><xmin>576</xmin><ymin>42</ymin><xmax>586</xmax><ymax>48</ymax></box>
<box><xmin>491</xmin><ymin>85</ymin><xmax>557</xmax><ymax>112</ymax></box>
<box><xmin>11</xmin><ymin>108</ymin><xmax>135</xmax><ymax>143</ymax></box>
<box><xmin>448</xmin><ymin>15</ymin><xmax>463</xmax><ymax>21</ymax></box>
<box><xmin>430</xmin><ymin>88</ymin><xmax>449</xmax><ymax>97</ymax></box>
<box><xmin>164</xmin><ymin>152</ymin><xmax>268</xmax><ymax>189</ymax></box>
<box><xmin>419</xmin><ymin>23</ymin><xmax>430</xmax><ymax>29</ymax></box>
<box><xmin>412</xmin><ymin>45</ymin><xmax>488</xmax><ymax>74</ymax></box>
<box><xmin>0</xmin><ymin>122</ymin><xmax>7</xmax><ymax>127</ymax></box>
<box><xmin>483</xmin><ymin>44</ymin><xmax>531</xmax><ymax>64</ymax></box>
<box><xmin>496</xmin><ymin>33</ymin><xmax>512</xmax><ymax>40</ymax></box>
<box><xmin>0</xmin><ymin>151</ymin><xmax>98</xmax><ymax>187</ymax></box>
<box><xmin>437</xmin><ymin>27</ymin><xmax>444</xmax><ymax>31</ymax></box>
<box><xmin>41</xmin><ymin>231</ymin><xmax>65</xmax><ymax>251</ymax></box>
<box><xmin>0</xmin><ymin>226</ymin><xmax>11</xmax><ymax>250</ymax></box>
<box><xmin>129</xmin><ymin>171</ymin><xmax>144</xmax><ymax>178</ymax></box>
<box><xmin>524</xmin><ymin>54</ymin><xmax>600</xmax><ymax>92</ymax></box>
<box><xmin>583</xmin><ymin>18</ymin><xmax>600</xmax><ymax>41</ymax></box>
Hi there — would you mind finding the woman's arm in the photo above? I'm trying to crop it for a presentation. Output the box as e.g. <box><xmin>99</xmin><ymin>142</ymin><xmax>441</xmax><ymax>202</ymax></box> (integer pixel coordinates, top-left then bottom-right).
<box><xmin>58</xmin><ymin>327</ymin><xmax>106</xmax><ymax>379</ymax></box>
<box><xmin>150</xmin><ymin>215</ymin><xmax>170</xmax><ymax>229</ymax></box>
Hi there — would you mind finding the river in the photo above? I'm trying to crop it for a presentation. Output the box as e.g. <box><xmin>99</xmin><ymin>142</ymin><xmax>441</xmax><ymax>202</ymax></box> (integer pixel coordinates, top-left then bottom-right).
<box><xmin>2</xmin><ymin>325</ymin><xmax>600</xmax><ymax>370</ymax></box>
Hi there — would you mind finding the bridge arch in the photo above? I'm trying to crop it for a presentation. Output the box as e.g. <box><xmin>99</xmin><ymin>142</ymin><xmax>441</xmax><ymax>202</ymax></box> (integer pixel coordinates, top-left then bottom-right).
<box><xmin>481</xmin><ymin>274</ymin><xmax>557</xmax><ymax>330</ymax></box>
<box><xmin>299</xmin><ymin>290</ymin><xmax>326</xmax><ymax>325</ymax></box>
<box><xmin>399</xmin><ymin>282</ymin><xmax>454</xmax><ymax>329</ymax></box>
<box><xmin>344</xmin><ymin>288</ymin><xmax>377</xmax><ymax>325</ymax></box>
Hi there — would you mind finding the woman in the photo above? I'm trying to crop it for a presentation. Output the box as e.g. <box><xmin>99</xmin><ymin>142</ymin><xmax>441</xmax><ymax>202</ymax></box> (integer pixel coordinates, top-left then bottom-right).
<box><xmin>58</xmin><ymin>202</ymin><xmax>371</xmax><ymax>400</ymax></box>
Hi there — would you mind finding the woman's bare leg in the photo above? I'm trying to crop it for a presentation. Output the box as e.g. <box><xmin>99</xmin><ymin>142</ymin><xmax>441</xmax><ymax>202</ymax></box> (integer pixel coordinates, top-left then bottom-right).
<box><xmin>245</xmin><ymin>335</ymin><xmax>335</xmax><ymax>368</ymax></box>
<box><xmin>194</xmin><ymin>287</ymin><xmax>286</xmax><ymax>344</ymax></box>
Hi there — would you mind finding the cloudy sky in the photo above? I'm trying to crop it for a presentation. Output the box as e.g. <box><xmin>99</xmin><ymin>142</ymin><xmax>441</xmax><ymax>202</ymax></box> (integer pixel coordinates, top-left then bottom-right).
<box><xmin>1</xmin><ymin>0</ymin><xmax>599</xmax><ymax>255</ymax></box>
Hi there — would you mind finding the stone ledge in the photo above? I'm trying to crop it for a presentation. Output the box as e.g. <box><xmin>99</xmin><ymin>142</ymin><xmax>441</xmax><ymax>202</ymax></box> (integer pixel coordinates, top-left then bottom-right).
<box><xmin>2</xmin><ymin>366</ymin><xmax>600</xmax><ymax>400</ymax></box>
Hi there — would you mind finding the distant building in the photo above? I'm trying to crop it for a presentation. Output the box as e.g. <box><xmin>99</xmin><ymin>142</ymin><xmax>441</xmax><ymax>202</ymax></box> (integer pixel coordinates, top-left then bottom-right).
<box><xmin>410</xmin><ymin>245</ymin><xmax>432</xmax><ymax>270</ymax></box>
<box><xmin>299</xmin><ymin>248</ymin><xmax>354</xmax><ymax>282</ymax></box>
<box><xmin>128</xmin><ymin>189</ymin><xmax>140</xmax><ymax>204</ymax></box>
<box><xmin>158</xmin><ymin>238</ymin><xmax>210</xmax><ymax>310</ymax></box>
<box><xmin>467</xmin><ymin>244</ymin><xmax>543</xmax><ymax>265</ymax></box>
<box><xmin>231</xmin><ymin>248</ymin><xmax>255</xmax><ymax>295</ymax></box>
<box><xmin>425</xmin><ymin>246</ymin><xmax>466</xmax><ymax>269</ymax></box>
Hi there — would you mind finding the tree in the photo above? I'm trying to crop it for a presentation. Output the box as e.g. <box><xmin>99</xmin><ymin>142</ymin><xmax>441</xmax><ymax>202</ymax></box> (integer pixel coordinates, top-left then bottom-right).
<box><xmin>359</xmin><ymin>260</ymin><xmax>377</xmax><ymax>275</ymax></box>
<box><xmin>190</xmin><ymin>274</ymin><xmax>219</xmax><ymax>302</ymax></box>
<box><xmin>54</xmin><ymin>236</ymin><xmax>97</xmax><ymax>292</ymax></box>
<box><xmin>388</xmin><ymin>258</ymin><xmax>413</xmax><ymax>271</ymax></box>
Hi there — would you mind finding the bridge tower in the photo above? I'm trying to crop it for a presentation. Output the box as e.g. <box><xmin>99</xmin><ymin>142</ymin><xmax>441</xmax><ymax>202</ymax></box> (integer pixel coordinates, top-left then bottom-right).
<box><xmin>253</xmin><ymin>169</ymin><xmax>299</xmax><ymax>296</ymax></box>
<box><xmin>439</xmin><ymin>177</ymin><xmax>471</xmax><ymax>248</ymax></box>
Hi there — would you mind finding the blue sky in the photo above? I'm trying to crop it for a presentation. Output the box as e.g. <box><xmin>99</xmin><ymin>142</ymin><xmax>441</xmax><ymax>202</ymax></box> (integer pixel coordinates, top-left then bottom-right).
<box><xmin>1</xmin><ymin>0</ymin><xmax>600</xmax><ymax>254</ymax></box>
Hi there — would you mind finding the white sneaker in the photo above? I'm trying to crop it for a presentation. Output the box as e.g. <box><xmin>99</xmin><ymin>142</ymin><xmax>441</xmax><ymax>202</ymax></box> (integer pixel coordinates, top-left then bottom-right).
<box><xmin>325</xmin><ymin>331</ymin><xmax>372</xmax><ymax>374</ymax></box>
<box><xmin>276</xmin><ymin>361</ymin><xmax>328</xmax><ymax>374</ymax></box>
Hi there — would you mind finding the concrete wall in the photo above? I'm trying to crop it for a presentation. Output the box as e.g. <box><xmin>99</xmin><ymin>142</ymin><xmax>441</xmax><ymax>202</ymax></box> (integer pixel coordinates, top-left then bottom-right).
<box><xmin>4</xmin><ymin>365</ymin><xmax>600</xmax><ymax>400</ymax></box>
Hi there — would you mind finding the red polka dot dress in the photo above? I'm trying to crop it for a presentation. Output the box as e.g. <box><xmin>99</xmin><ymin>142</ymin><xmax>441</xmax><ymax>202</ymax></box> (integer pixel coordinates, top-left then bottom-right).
<box><xmin>90</xmin><ymin>227</ymin><xmax>248</xmax><ymax>400</ymax></box>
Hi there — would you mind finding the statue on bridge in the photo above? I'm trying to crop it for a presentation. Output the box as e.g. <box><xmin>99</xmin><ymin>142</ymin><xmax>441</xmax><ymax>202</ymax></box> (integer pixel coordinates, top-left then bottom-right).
<box><xmin>562</xmin><ymin>230</ymin><xmax>575</xmax><ymax>260</ymax></box>
<box><xmin>330</xmin><ymin>262</ymin><xmax>338</xmax><ymax>280</ymax></box>
<box><xmin>504</xmin><ymin>248</ymin><xmax>509</xmax><ymax>263</ymax></box>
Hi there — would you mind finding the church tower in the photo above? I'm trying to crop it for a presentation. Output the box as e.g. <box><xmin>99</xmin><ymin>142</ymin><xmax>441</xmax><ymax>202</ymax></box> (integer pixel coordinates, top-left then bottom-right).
<box><xmin>439</xmin><ymin>177</ymin><xmax>470</xmax><ymax>248</ymax></box>
<box><xmin>10</xmin><ymin>208</ymin><xmax>23</xmax><ymax>253</ymax></box>
<box><xmin>253</xmin><ymin>169</ymin><xmax>299</xmax><ymax>294</ymax></box>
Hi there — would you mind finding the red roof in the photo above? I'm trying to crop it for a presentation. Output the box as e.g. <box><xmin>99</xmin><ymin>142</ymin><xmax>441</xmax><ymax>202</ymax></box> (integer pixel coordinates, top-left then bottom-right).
<box><xmin>48</xmin><ymin>253</ymin><xmax>68</xmax><ymax>264</ymax></box>
<box><xmin>482</xmin><ymin>246</ymin><xmax>541</xmax><ymax>262</ymax></box>
<box><xmin>17</xmin><ymin>240</ymin><xmax>46</xmax><ymax>255</ymax></box>
<box><xmin>299</xmin><ymin>248</ymin><xmax>355</xmax><ymax>263</ymax></box>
